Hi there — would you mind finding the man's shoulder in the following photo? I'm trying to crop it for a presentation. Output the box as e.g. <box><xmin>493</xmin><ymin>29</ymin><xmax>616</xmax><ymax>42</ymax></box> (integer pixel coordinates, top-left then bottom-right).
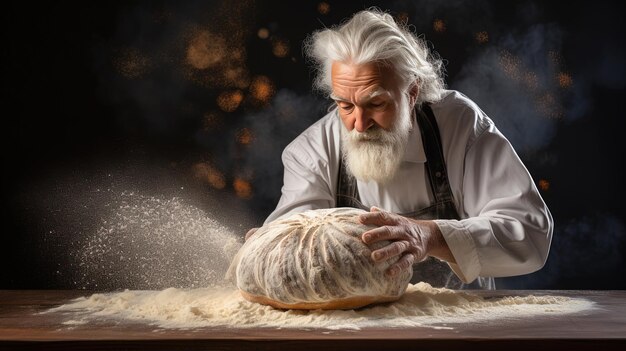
<box><xmin>432</xmin><ymin>90</ymin><xmax>493</xmax><ymax>134</ymax></box>
<box><xmin>431</xmin><ymin>90</ymin><xmax>495</xmax><ymax>150</ymax></box>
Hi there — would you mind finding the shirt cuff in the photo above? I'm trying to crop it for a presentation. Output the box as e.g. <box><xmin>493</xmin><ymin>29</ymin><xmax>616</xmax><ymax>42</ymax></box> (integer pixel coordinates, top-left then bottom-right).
<box><xmin>433</xmin><ymin>219</ymin><xmax>481</xmax><ymax>283</ymax></box>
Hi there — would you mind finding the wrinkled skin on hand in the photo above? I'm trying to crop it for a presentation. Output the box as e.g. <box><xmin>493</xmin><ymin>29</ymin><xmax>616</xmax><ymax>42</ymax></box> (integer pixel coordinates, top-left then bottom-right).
<box><xmin>359</xmin><ymin>206</ymin><xmax>452</xmax><ymax>277</ymax></box>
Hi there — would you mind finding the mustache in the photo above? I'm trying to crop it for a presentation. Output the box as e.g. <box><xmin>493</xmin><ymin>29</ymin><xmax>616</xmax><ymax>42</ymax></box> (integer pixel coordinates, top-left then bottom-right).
<box><xmin>346</xmin><ymin>126</ymin><xmax>387</xmax><ymax>142</ymax></box>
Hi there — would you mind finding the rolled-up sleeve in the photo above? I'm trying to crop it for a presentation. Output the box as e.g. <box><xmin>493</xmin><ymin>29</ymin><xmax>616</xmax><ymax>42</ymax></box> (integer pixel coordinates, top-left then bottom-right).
<box><xmin>435</xmin><ymin>124</ymin><xmax>553</xmax><ymax>283</ymax></box>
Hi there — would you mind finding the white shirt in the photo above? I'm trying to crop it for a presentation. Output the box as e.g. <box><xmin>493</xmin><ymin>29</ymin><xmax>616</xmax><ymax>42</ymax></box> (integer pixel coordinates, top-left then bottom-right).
<box><xmin>265</xmin><ymin>90</ymin><xmax>553</xmax><ymax>284</ymax></box>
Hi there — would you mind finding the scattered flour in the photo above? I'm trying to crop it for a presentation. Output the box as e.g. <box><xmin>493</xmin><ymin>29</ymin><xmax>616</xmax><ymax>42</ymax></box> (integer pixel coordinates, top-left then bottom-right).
<box><xmin>47</xmin><ymin>282</ymin><xmax>594</xmax><ymax>330</ymax></box>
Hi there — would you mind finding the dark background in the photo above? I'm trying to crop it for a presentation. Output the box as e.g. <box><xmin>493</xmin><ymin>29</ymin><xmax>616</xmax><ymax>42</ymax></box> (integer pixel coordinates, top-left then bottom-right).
<box><xmin>2</xmin><ymin>0</ymin><xmax>625</xmax><ymax>290</ymax></box>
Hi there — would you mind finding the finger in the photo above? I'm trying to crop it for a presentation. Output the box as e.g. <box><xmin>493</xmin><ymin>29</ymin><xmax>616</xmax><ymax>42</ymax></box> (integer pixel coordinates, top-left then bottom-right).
<box><xmin>362</xmin><ymin>225</ymin><xmax>402</xmax><ymax>244</ymax></box>
<box><xmin>371</xmin><ymin>240</ymin><xmax>410</xmax><ymax>262</ymax></box>
<box><xmin>386</xmin><ymin>253</ymin><xmax>416</xmax><ymax>277</ymax></box>
<box><xmin>245</xmin><ymin>227</ymin><xmax>259</xmax><ymax>241</ymax></box>
<box><xmin>359</xmin><ymin>209</ymin><xmax>397</xmax><ymax>226</ymax></box>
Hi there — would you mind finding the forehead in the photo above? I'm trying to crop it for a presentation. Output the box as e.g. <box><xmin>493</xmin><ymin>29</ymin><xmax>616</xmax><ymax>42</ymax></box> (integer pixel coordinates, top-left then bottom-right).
<box><xmin>331</xmin><ymin>61</ymin><xmax>397</xmax><ymax>96</ymax></box>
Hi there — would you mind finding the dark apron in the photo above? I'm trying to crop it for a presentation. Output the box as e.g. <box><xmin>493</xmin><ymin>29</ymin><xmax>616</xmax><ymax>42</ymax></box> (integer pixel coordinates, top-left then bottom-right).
<box><xmin>336</xmin><ymin>104</ymin><xmax>495</xmax><ymax>290</ymax></box>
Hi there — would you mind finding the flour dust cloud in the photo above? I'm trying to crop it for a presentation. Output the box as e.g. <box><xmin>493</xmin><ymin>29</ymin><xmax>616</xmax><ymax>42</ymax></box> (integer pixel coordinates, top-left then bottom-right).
<box><xmin>70</xmin><ymin>189</ymin><xmax>242</xmax><ymax>290</ymax></box>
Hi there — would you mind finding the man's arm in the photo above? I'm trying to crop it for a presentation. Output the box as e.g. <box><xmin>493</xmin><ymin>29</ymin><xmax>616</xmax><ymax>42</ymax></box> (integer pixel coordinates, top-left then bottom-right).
<box><xmin>264</xmin><ymin>149</ymin><xmax>334</xmax><ymax>224</ymax></box>
<box><xmin>246</xmin><ymin>142</ymin><xmax>335</xmax><ymax>240</ymax></box>
<box><xmin>435</xmin><ymin>123</ymin><xmax>553</xmax><ymax>283</ymax></box>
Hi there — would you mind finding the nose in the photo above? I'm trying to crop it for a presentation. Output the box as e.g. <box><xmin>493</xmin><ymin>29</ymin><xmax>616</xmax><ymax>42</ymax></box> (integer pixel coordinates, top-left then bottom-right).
<box><xmin>353</xmin><ymin>108</ymin><xmax>372</xmax><ymax>133</ymax></box>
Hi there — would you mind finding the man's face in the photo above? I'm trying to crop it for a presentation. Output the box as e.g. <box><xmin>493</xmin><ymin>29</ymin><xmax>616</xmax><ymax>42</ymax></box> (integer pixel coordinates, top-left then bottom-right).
<box><xmin>331</xmin><ymin>61</ymin><xmax>413</xmax><ymax>183</ymax></box>
<box><xmin>330</xmin><ymin>61</ymin><xmax>399</xmax><ymax>132</ymax></box>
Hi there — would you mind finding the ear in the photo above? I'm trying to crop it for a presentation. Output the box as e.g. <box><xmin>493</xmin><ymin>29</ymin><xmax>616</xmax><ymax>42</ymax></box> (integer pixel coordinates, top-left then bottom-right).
<box><xmin>408</xmin><ymin>82</ymin><xmax>419</xmax><ymax>107</ymax></box>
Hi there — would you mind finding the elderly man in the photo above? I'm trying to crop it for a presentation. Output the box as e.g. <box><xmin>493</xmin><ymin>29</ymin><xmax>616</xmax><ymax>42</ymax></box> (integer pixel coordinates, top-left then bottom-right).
<box><xmin>249</xmin><ymin>10</ymin><xmax>553</xmax><ymax>289</ymax></box>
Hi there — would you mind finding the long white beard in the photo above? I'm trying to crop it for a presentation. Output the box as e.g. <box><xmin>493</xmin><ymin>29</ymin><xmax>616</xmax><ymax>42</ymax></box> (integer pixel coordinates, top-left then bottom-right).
<box><xmin>341</xmin><ymin>95</ymin><xmax>412</xmax><ymax>184</ymax></box>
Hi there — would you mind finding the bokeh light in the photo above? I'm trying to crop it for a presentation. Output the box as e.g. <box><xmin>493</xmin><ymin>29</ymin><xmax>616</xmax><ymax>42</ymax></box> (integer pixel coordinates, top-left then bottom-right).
<box><xmin>233</xmin><ymin>178</ymin><xmax>253</xmax><ymax>199</ymax></box>
<box><xmin>236</xmin><ymin>128</ymin><xmax>254</xmax><ymax>145</ymax></box>
<box><xmin>217</xmin><ymin>90</ymin><xmax>244</xmax><ymax>112</ymax></box>
<box><xmin>192</xmin><ymin>162</ymin><xmax>227</xmax><ymax>189</ymax></box>
<box><xmin>271</xmin><ymin>37</ymin><xmax>290</xmax><ymax>58</ymax></box>
<box><xmin>186</xmin><ymin>30</ymin><xmax>226</xmax><ymax>69</ymax></box>
<box><xmin>257</xmin><ymin>27</ymin><xmax>269</xmax><ymax>39</ymax></box>
<box><xmin>317</xmin><ymin>2</ymin><xmax>330</xmax><ymax>15</ymax></box>
<box><xmin>250</xmin><ymin>75</ymin><xmax>275</xmax><ymax>103</ymax></box>
<box><xmin>475</xmin><ymin>31</ymin><xmax>489</xmax><ymax>44</ymax></box>
<box><xmin>433</xmin><ymin>19</ymin><xmax>446</xmax><ymax>33</ymax></box>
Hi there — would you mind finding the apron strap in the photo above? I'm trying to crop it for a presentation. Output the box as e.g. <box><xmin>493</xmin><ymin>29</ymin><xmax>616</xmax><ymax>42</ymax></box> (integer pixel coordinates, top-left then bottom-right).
<box><xmin>416</xmin><ymin>104</ymin><xmax>461</xmax><ymax>220</ymax></box>
<box><xmin>336</xmin><ymin>154</ymin><xmax>365</xmax><ymax>209</ymax></box>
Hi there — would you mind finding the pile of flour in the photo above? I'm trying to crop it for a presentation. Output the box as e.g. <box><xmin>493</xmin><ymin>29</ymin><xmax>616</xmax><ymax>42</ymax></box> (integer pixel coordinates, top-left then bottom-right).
<box><xmin>48</xmin><ymin>282</ymin><xmax>593</xmax><ymax>330</ymax></box>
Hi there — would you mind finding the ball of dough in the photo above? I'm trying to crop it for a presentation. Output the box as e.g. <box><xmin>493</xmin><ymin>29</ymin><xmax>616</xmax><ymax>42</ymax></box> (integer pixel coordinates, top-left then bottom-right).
<box><xmin>227</xmin><ymin>208</ymin><xmax>413</xmax><ymax>309</ymax></box>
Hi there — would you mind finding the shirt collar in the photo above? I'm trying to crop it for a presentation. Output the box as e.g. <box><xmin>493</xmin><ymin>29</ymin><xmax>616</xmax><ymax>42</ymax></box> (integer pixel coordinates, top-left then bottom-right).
<box><xmin>402</xmin><ymin>121</ymin><xmax>427</xmax><ymax>163</ymax></box>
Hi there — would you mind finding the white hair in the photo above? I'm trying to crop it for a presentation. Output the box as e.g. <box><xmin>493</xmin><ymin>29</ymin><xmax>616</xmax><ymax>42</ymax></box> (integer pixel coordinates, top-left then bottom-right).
<box><xmin>304</xmin><ymin>9</ymin><xmax>446</xmax><ymax>105</ymax></box>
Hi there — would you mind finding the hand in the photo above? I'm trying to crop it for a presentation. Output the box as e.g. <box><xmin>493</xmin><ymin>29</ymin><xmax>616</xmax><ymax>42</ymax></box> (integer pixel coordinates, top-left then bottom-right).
<box><xmin>359</xmin><ymin>207</ymin><xmax>451</xmax><ymax>277</ymax></box>
<box><xmin>245</xmin><ymin>227</ymin><xmax>259</xmax><ymax>241</ymax></box>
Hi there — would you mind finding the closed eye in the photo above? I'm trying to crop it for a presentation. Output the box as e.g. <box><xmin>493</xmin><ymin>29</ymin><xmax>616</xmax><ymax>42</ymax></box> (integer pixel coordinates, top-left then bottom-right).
<box><xmin>337</xmin><ymin>102</ymin><xmax>354</xmax><ymax>111</ymax></box>
<box><xmin>368</xmin><ymin>101</ymin><xmax>386</xmax><ymax>109</ymax></box>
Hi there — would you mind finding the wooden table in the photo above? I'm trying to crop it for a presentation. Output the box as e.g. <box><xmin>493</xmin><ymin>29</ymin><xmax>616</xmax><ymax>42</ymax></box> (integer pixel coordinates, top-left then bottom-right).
<box><xmin>0</xmin><ymin>290</ymin><xmax>624</xmax><ymax>350</ymax></box>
